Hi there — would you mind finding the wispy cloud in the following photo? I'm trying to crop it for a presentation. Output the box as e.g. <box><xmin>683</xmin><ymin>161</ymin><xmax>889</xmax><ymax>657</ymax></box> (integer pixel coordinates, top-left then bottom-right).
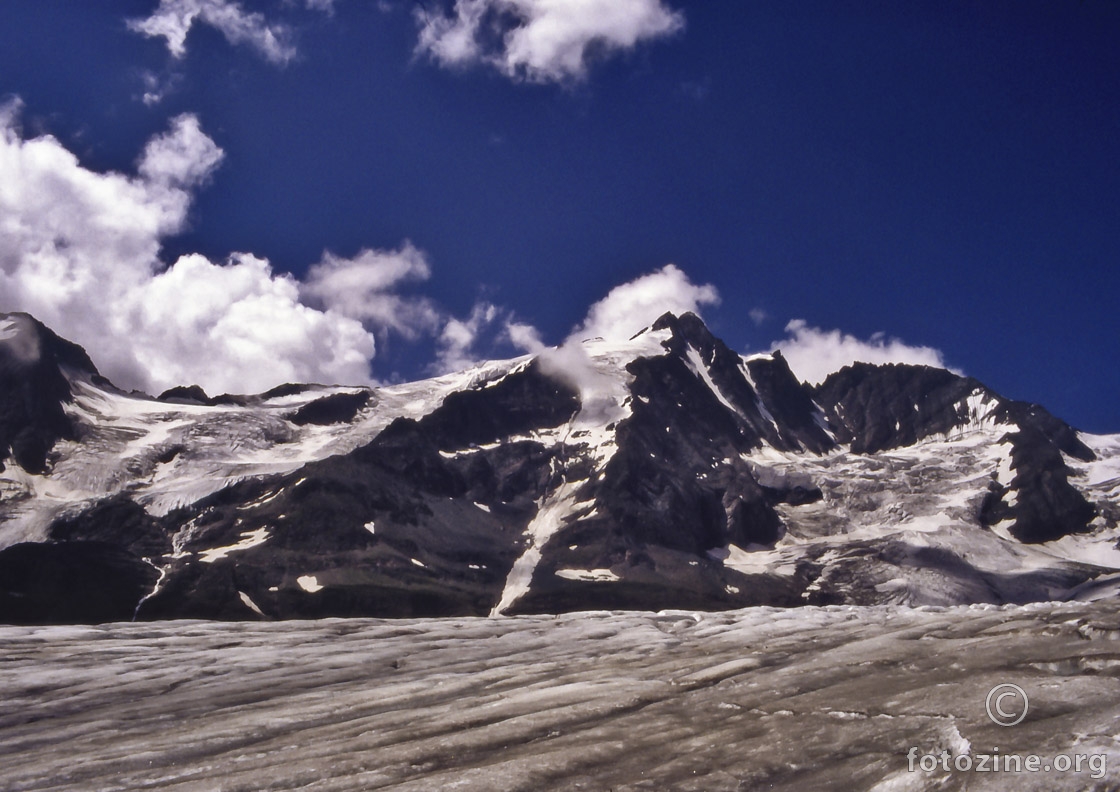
<box><xmin>414</xmin><ymin>0</ymin><xmax>684</xmax><ymax>84</ymax></box>
<box><xmin>771</xmin><ymin>320</ymin><xmax>955</xmax><ymax>385</ymax></box>
<box><xmin>301</xmin><ymin>244</ymin><xmax>442</xmax><ymax>340</ymax></box>
<box><xmin>138</xmin><ymin>69</ymin><xmax>183</xmax><ymax>106</ymax></box>
<box><xmin>434</xmin><ymin>301</ymin><xmax>502</xmax><ymax>373</ymax></box>
<box><xmin>137</xmin><ymin>113</ymin><xmax>225</xmax><ymax>187</ymax></box>
<box><xmin>503</xmin><ymin>320</ymin><xmax>545</xmax><ymax>354</ymax></box>
<box><xmin>128</xmin><ymin>0</ymin><xmax>299</xmax><ymax>64</ymax></box>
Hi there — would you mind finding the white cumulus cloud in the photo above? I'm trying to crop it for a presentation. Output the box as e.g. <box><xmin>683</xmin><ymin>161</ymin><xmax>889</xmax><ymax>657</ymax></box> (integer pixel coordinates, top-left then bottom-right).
<box><xmin>772</xmin><ymin>320</ymin><xmax>955</xmax><ymax>385</ymax></box>
<box><xmin>128</xmin><ymin>0</ymin><xmax>298</xmax><ymax>64</ymax></box>
<box><xmin>0</xmin><ymin>102</ymin><xmax>376</xmax><ymax>395</ymax></box>
<box><xmin>415</xmin><ymin>0</ymin><xmax>684</xmax><ymax>83</ymax></box>
<box><xmin>131</xmin><ymin>252</ymin><xmax>375</xmax><ymax>392</ymax></box>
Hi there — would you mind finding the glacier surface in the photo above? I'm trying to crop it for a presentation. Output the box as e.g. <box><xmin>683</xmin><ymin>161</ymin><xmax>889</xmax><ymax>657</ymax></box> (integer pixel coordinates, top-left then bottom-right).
<box><xmin>2</xmin><ymin>602</ymin><xmax>1120</xmax><ymax>791</ymax></box>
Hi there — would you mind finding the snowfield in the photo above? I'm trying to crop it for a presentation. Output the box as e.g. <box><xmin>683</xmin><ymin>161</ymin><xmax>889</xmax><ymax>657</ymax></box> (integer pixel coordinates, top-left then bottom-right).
<box><xmin>0</xmin><ymin>354</ymin><xmax>535</xmax><ymax>549</ymax></box>
<box><xmin>2</xmin><ymin>602</ymin><xmax>1120</xmax><ymax>791</ymax></box>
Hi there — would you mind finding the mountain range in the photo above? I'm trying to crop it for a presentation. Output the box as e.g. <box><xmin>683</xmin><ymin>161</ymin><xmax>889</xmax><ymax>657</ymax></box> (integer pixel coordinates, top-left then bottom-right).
<box><xmin>1</xmin><ymin>310</ymin><xmax>1117</xmax><ymax>623</ymax></box>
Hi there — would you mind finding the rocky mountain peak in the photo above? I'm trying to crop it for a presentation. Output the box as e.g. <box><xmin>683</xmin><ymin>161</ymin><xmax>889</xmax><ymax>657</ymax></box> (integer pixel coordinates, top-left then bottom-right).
<box><xmin>813</xmin><ymin>362</ymin><xmax>991</xmax><ymax>454</ymax></box>
<box><xmin>0</xmin><ymin>312</ymin><xmax>100</xmax><ymax>474</ymax></box>
<box><xmin>0</xmin><ymin>312</ymin><xmax>98</xmax><ymax>375</ymax></box>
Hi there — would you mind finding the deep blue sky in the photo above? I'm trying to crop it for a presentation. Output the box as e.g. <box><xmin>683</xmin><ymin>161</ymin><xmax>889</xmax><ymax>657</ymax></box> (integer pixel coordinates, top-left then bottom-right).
<box><xmin>1</xmin><ymin>1</ymin><xmax>1118</xmax><ymax>431</ymax></box>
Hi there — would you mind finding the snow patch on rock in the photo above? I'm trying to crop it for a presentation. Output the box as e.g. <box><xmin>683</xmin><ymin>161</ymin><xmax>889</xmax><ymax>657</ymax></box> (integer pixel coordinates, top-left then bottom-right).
<box><xmin>297</xmin><ymin>575</ymin><xmax>323</xmax><ymax>593</ymax></box>
<box><xmin>197</xmin><ymin>527</ymin><xmax>270</xmax><ymax>563</ymax></box>
<box><xmin>556</xmin><ymin>568</ymin><xmax>619</xmax><ymax>582</ymax></box>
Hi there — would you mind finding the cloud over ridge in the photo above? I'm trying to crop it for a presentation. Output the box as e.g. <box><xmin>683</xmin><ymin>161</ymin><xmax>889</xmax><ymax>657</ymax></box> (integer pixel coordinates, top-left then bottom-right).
<box><xmin>771</xmin><ymin>319</ymin><xmax>954</xmax><ymax>385</ymax></box>
<box><xmin>0</xmin><ymin>103</ymin><xmax>375</xmax><ymax>395</ymax></box>
<box><xmin>573</xmin><ymin>263</ymin><xmax>718</xmax><ymax>342</ymax></box>
<box><xmin>301</xmin><ymin>243</ymin><xmax>442</xmax><ymax>340</ymax></box>
<box><xmin>527</xmin><ymin>264</ymin><xmax>719</xmax><ymax>419</ymax></box>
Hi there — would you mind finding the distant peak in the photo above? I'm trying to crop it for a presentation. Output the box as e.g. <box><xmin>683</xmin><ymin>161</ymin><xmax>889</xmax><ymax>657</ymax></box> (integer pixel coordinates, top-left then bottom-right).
<box><xmin>0</xmin><ymin>313</ymin><xmax>45</xmax><ymax>366</ymax></box>
<box><xmin>157</xmin><ymin>384</ymin><xmax>211</xmax><ymax>405</ymax></box>
<box><xmin>0</xmin><ymin>312</ymin><xmax>98</xmax><ymax>376</ymax></box>
<box><xmin>817</xmin><ymin>360</ymin><xmax>969</xmax><ymax>392</ymax></box>
<box><xmin>651</xmin><ymin>310</ymin><xmax>705</xmax><ymax>332</ymax></box>
<box><xmin>650</xmin><ymin>311</ymin><xmax>719</xmax><ymax>353</ymax></box>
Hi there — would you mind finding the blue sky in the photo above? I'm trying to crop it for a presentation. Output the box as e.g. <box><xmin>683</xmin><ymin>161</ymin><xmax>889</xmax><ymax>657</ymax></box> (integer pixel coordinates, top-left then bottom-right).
<box><xmin>0</xmin><ymin>1</ymin><xmax>1117</xmax><ymax>432</ymax></box>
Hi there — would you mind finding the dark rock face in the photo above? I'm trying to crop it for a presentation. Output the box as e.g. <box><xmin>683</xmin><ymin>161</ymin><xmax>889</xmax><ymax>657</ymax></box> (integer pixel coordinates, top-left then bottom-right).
<box><xmin>997</xmin><ymin>401</ymin><xmax>1095</xmax><ymax>462</ymax></box>
<box><xmin>288</xmin><ymin>391</ymin><xmax>371</xmax><ymax>426</ymax></box>
<box><xmin>505</xmin><ymin>316</ymin><xmax>803</xmax><ymax>614</ymax></box>
<box><xmin>157</xmin><ymin>384</ymin><xmax>212</xmax><ymax>405</ymax></box>
<box><xmin>0</xmin><ymin>313</ymin><xmax>98</xmax><ymax>474</ymax></box>
<box><xmin>980</xmin><ymin>423</ymin><xmax>1097</xmax><ymax>543</ymax></box>
<box><xmin>416</xmin><ymin>359</ymin><xmax>581</xmax><ymax>448</ymax></box>
<box><xmin>262</xmin><ymin>383</ymin><xmax>314</xmax><ymax>399</ymax></box>
<box><xmin>745</xmin><ymin>351</ymin><xmax>836</xmax><ymax>454</ymax></box>
<box><xmin>0</xmin><ymin>541</ymin><xmax>158</xmax><ymax>624</ymax></box>
<box><xmin>49</xmin><ymin>495</ymin><xmax>170</xmax><ymax>559</ymax></box>
<box><xmin>653</xmin><ymin>313</ymin><xmax>836</xmax><ymax>453</ymax></box>
<box><xmin>157</xmin><ymin>385</ymin><xmax>249</xmax><ymax>407</ymax></box>
<box><xmin>598</xmin><ymin>350</ymin><xmax>781</xmax><ymax>553</ymax></box>
<box><xmin>814</xmin><ymin>363</ymin><xmax>986</xmax><ymax>454</ymax></box>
